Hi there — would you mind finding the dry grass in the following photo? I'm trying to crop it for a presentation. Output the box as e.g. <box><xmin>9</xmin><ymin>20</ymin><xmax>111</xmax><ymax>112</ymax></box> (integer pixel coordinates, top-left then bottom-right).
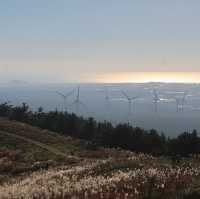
<box><xmin>0</xmin><ymin>153</ymin><xmax>200</xmax><ymax>199</ymax></box>
<box><xmin>0</xmin><ymin>118</ymin><xmax>200</xmax><ymax>198</ymax></box>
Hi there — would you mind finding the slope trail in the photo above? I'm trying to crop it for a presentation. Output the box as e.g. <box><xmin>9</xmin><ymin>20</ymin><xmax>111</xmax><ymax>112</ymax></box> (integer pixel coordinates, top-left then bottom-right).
<box><xmin>0</xmin><ymin>130</ymin><xmax>66</xmax><ymax>157</ymax></box>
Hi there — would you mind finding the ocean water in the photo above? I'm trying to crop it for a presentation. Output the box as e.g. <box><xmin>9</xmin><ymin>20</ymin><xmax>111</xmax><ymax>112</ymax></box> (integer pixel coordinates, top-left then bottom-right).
<box><xmin>1</xmin><ymin>82</ymin><xmax>200</xmax><ymax>137</ymax></box>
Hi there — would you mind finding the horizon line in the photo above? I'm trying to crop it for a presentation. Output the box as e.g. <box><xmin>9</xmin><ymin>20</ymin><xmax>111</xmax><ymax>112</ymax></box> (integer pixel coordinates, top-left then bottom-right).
<box><xmin>4</xmin><ymin>80</ymin><xmax>200</xmax><ymax>85</ymax></box>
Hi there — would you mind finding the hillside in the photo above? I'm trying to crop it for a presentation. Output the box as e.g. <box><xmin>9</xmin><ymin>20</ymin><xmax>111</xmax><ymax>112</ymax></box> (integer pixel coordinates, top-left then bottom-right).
<box><xmin>0</xmin><ymin>118</ymin><xmax>200</xmax><ymax>198</ymax></box>
<box><xmin>0</xmin><ymin>117</ymin><xmax>84</xmax><ymax>159</ymax></box>
<box><xmin>0</xmin><ymin>118</ymin><xmax>89</xmax><ymax>180</ymax></box>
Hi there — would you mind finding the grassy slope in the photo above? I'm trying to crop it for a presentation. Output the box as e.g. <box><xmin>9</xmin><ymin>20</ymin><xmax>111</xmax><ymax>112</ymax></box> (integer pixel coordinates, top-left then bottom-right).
<box><xmin>0</xmin><ymin>117</ymin><xmax>87</xmax><ymax>169</ymax></box>
<box><xmin>1</xmin><ymin>118</ymin><xmax>200</xmax><ymax>198</ymax></box>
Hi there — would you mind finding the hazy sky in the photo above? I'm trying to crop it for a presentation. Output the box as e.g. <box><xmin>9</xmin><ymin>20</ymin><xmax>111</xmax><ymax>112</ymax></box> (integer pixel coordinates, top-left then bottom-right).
<box><xmin>1</xmin><ymin>0</ymin><xmax>200</xmax><ymax>83</ymax></box>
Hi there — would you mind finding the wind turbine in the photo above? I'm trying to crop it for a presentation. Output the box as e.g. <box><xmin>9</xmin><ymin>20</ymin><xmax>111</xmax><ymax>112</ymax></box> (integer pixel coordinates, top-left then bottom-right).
<box><xmin>121</xmin><ymin>90</ymin><xmax>139</xmax><ymax>123</ymax></box>
<box><xmin>181</xmin><ymin>91</ymin><xmax>188</xmax><ymax>111</ymax></box>
<box><xmin>174</xmin><ymin>91</ymin><xmax>188</xmax><ymax>112</ymax></box>
<box><xmin>55</xmin><ymin>89</ymin><xmax>75</xmax><ymax>112</ymax></box>
<box><xmin>153</xmin><ymin>89</ymin><xmax>160</xmax><ymax>113</ymax></box>
<box><xmin>104</xmin><ymin>86</ymin><xmax>111</xmax><ymax>111</ymax></box>
<box><xmin>71</xmin><ymin>86</ymin><xmax>87</xmax><ymax>115</ymax></box>
<box><xmin>174</xmin><ymin>97</ymin><xmax>181</xmax><ymax>112</ymax></box>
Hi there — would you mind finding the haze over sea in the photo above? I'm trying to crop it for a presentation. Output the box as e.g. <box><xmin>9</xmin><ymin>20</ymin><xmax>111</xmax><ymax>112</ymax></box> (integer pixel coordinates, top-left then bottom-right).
<box><xmin>1</xmin><ymin>81</ymin><xmax>200</xmax><ymax>137</ymax></box>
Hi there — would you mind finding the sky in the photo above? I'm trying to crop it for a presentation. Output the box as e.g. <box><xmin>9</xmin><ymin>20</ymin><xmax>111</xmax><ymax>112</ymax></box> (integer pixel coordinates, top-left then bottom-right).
<box><xmin>1</xmin><ymin>0</ymin><xmax>200</xmax><ymax>83</ymax></box>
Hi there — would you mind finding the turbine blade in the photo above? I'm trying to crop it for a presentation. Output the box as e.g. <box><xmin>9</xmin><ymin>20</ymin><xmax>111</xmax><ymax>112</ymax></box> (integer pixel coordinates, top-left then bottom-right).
<box><xmin>182</xmin><ymin>91</ymin><xmax>188</xmax><ymax>104</ymax></box>
<box><xmin>160</xmin><ymin>98</ymin><xmax>174</xmax><ymax>102</ymax></box>
<box><xmin>55</xmin><ymin>91</ymin><xmax>66</xmax><ymax>99</ymax></box>
<box><xmin>76</xmin><ymin>86</ymin><xmax>80</xmax><ymax>100</ymax></box>
<box><xmin>121</xmin><ymin>90</ymin><xmax>130</xmax><ymax>100</ymax></box>
<box><xmin>65</xmin><ymin>89</ymin><xmax>75</xmax><ymax>98</ymax></box>
<box><xmin>110</xmin><ymin>98</ymin><xmax>127</xmax><ymax>102</ymax></box>
<box><xmin>131</xmin><ymin>96</ymin><xmax>139</xmax><ymax>100</ymax></box>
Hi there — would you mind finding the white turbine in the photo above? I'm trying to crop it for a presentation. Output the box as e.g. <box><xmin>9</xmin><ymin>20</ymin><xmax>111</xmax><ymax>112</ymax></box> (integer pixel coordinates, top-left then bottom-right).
<box><xmin>96</xmin><ymin>86</ymin><xmax>113</xmax><ymax>120</ymax></box>
<box><xmin>55</xmin><ymin>89</ymin><xmax>75</xmax><ymax>112</ymax></box>
<box><xmin>121</xmin><ymin>90</ymin><xmax>139</xmax><ymax>123</ymax></box>
<box><xmin>104</xmin><ymin>86</ymin><xmax>111</xmax><ymax>112</ymax></box>
<box><xmin>174</xmin><ymin>91</ymin><xmax>188</xmax><ymax>112</ymax></box>
<box><xmin>181</xmin><ymin>91</ymin><xmax>188</xmax><ymax>111</ymax></box>
<box><xmin>153</xmin><ymin>89</ymin><xmax>160</xmax><ymax>113</ymax></box>
<box><xmin>174</xmin><ymin>97</ymin><xmax>181</xmax><ymax>112</ymax></box>
<box><xmin>71</xmin><ymin>86</ymin><xmax>87</xmax><ymax>115</ymax></box>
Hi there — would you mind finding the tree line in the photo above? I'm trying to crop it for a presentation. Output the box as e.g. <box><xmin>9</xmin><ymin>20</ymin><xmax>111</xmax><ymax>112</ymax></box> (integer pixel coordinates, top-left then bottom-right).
<box><xmin>0</xmin><ymin>102</ymin><xmax>199</xmax><ymax>157</ymax></box>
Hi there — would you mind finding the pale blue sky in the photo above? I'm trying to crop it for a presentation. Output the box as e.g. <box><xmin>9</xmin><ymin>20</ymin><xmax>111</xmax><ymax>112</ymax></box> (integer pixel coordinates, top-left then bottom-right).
<box><xmin>0</xmin><ymin>0</ymin><xmax>200</xmax><ymax>82</ymax></box>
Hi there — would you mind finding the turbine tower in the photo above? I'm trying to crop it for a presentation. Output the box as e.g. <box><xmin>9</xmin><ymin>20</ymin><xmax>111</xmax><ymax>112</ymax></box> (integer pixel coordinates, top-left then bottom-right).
<box><xmin>153</xmin><ymin>89</ymin><xmax>160</xmax><ymax>113</ymax></box>
<box><xmin>174</xmin><ymin>91</ymin><xmax>188</xmax><ymax>112</ymax></box>
<box><xmin>55</xmin><ymin>89</ymin><xmax>75</xmax><ymax>112</ymax></box>
<box><xmin>175</xmin><ymin>97</ymin><xmax>181</xmax><ymax>112</ymax></box>
<box><xmin>181</xmin><ymin>91</ymin><xmax>188</xmax><ymax>111</ymax></box>
<box><xmin>104</xmin><ymin>86</ymin><xmax>111</xmax><ymax>112</ymax></box>
<box><xmin>121</xmin><ymin>90</ymin><xmax>138</xmax><ymax>123</ymax></box>
<box><xmin>71</xmin><ymin>86</ymin><xmax>87</xmax><ymax>115</ymax></box>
